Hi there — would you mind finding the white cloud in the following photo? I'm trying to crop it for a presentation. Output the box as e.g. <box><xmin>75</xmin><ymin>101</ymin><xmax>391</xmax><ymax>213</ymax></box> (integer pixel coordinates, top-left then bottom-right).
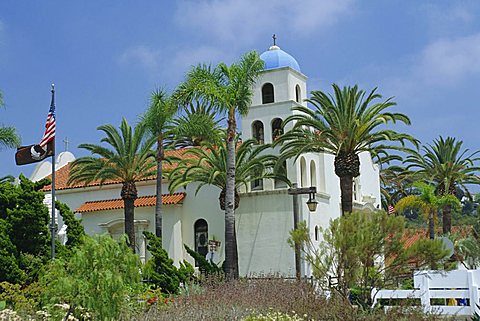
<box><xmin>416</xmin><ymin>33</ymin><xmax>480</xmax><ymax>84</ymax></box>
<box><xmin>175</xmin><ymin>0</ymin><xmax>355</xmax><ymax>47</ymax></box>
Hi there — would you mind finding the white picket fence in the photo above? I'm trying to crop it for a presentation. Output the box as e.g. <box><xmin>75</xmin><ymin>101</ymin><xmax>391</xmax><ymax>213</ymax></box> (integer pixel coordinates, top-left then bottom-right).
<box><xmin>371</xmin><ymin>270</ymin><xmax>480</xmax><ymax>316</ymax></box>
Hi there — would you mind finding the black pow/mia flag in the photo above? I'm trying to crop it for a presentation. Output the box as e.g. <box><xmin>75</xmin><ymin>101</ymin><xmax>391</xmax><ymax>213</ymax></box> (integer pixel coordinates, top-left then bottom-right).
<box><xmin>15</xmin><ymin>142</ymin><xmax>54</xmax><ymax>165</ymax></box>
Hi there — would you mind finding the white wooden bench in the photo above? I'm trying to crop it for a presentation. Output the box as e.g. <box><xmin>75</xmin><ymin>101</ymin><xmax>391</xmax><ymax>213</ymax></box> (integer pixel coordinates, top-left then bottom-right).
<box><xmin>371</xmin><ymin>269</ymin><xmax>480</xmax><ymax>316</ymax></box>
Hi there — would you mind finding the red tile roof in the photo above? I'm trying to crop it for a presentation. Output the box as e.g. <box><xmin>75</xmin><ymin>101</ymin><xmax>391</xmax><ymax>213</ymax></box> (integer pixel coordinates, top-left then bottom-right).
<box><xmin>386</xmin><ymin>225</ymin><xmax>473</xmax><ymax>268</ymax></box>
<box><xmin>75</xmin><ymin>193</ymin><xmax>186</xmax><ymax>213</ymax></box>
<box><xmin>43</xmin><ymin>148</ymin><xmax>192</xmax><ymax>191</ymax></box>
<box><xmin>402</xmin><ymin>225</ymin><xmax>472</xmax><ymax>250</ymax></box>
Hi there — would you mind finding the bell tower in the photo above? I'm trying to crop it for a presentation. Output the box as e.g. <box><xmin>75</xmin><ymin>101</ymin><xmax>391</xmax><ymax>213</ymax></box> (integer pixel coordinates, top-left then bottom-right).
<box><xmin>243</xmin><ymin>40</ymin><xmax>307</xmax><ymax>145</ymax></box>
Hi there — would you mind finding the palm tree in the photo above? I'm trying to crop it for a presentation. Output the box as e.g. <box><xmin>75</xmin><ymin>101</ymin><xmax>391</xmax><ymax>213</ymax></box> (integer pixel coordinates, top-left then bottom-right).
<box><xmin>175</xmin><ymin>51</ymin><xmax>264</xmax><ymax>278</ymax></box>
<box><xmin>380</xmin><ymin>165</ymin><xmax>415</xmax><ymax>210</ymax></box>
<box><xmin>277</xmin><ymin>84</ymin><xmax>416</xmax><ymax>215</ymax></box>
<box><xmin>0</xmin><ymin>91</ymin><xmax>21</xmax><ymax>150</ymax></box>
<box><xmin>140</xmin><ymin>90</ymin><xmax>179</xmax><ymax>239</ymax></box>
<box><xmin>404</xmin><ymin>136</ymin><xmax>480</xmax><ymax>234</ymax></box>
<box><xmin>395</xmin><ymin>182</ymin><xmax>460</xmax><ymax>239</ymax></box>
<box><xmin>171</xmin><ymin>100</ymin><xmax>223</xmax><ymax>148</ymax></box>
<box><xmin>0</xmin><ymin>127</ymin><xmax>20</xmax><ymax>150</ymax></box>
<box><xmin>168</xmin><ymin>137</ymin><xmax>288</xmax><ymax>210</ymax></box>
<box><xmin>68</xmin><ymin>118</ymin><xmax>156</xmax><ymax>250</ymax></box>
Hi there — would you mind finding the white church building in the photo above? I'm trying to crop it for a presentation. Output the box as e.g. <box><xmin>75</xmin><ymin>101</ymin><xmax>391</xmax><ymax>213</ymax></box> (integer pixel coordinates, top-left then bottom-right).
<box><xmin>31</xmin><ymin>44</ymin><xmax>381</xmax><ymax>278</ymax></box>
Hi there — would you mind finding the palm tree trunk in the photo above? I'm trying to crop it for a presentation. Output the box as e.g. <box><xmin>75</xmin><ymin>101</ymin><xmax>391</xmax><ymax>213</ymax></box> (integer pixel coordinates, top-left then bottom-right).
<box><xmin>124</xmin><ymin>198</ymin><xmax>136</xmax><ymax>250</ymax></box>
<box><xmin>155</xmin><ymin>140</ymin><xmax>164</xmax><ymax>240</ymax></box>
<box><xmin>442</xmin><ymin>205</ymin><xmax>452</xmax><ymax>235</ymax></box>
<box><xmin>339</xmin><ymin>175</ymin><xmax>354</xmax><ymax>214</ymax></box>
<box><xmin>334</xmin><ymin>153</ymin><xmax>360</xmax><ymax>215</ymax></box>
<box><xmin>224</xmin><ymin>107</ymin><xmax>239</xmax><ymax>279</ymax></box>
<box><xmin>121</xmin><ymin>181</ymin><xmax>138</xmax><ymax>251</ymax></box>
<box><xmin>428</xmin><ymin>209</ymin><xmax>435</xmax><ymax>240</ymax></box>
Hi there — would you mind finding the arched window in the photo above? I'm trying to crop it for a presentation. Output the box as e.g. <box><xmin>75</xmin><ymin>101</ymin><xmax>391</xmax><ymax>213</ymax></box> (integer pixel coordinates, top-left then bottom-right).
<box><xmin>252</xmin><ymin>121</ymin><xmax>264</xmax><ymax>144</ymax></box>
<box><xmin>310</xmin><ymin>160</ymin><xmax>317</xmax><ymax>187</ymax></box>
<box><xmin>295</xmin><ymin>85</ymin><xmax>301</xmax><ymax>103</ymax></box>
<box><xmin>262</xmin><ymin>83</ymin><xmax>274</xmax><ymax>104</ymax></box>
<box><xmin>271</xmin><ymin>118</ymin><xmax>283</xmax><ymax>141</ymax></box>
<box><xmin>314</xmin><ymin>226</ymin><xmax>319</xmax><ymax>241</ymax></box>
<box><xmin>300</xmin><ymin>157</ymin><xmax>307</xmax><ymax>187</ymax></box>
<box><xmin>274</xmin><ymin>160</ymin><xmax>288</xmax><ymax>189</ymax></box>
<box><xmin>194</xmin><ymin>219</ymin><xmax>208</xmax><ymax>266</ymax></box>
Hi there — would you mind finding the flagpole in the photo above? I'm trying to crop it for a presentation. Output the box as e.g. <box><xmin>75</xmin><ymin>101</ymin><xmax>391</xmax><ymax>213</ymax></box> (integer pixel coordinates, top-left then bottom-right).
<box><xmin>50</xmin><ymin>84</ymin><xmax>56</xmax><ymax>259</ymax></box>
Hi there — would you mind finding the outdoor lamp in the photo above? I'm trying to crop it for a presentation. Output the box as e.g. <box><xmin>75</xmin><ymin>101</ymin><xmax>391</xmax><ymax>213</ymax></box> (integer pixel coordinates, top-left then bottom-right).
<box><xmin>306</xmin><ymin>192</ymin><xmax>318</xmax><ymax>212</ymax></box>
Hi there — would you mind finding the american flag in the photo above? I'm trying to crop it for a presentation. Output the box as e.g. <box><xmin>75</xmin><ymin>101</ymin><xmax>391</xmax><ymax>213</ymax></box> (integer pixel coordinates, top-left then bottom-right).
<box><xmin>39</xmin><ymin>102</ymin><xmax>55</xmax><ymax>148</ymax></box>
<box><xmin>388</xmin><ymin>205</ymin><xmax>395</xmax><ymax>215</ymax></box>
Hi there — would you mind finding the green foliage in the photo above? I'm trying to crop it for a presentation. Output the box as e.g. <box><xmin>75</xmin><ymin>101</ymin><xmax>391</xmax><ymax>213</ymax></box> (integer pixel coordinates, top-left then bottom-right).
<box><xmin>395</xmin><ymin>182</ymin><xmax>461</xmax><ymax>238</ymax></box>
<box><xmin>0</xmin><ymin>281</ymin><xmax>43</xmax><ymax>317</ymax></box>
<box><xmin>0</xmin><ymin>220</ymin><xmax>24</xmax><ymax>283</ymax></box>
<box><xmin>41</xmin><ymin>234</ymin><xmax>143</xmax><ymax>320</ymax></box>
<box><xmin>55</xmin><ymin>200</ymin><xmax>85</xmax><ymax>250</ymax></box>
<box><xmin>171</xmin><ymin>100</ymin><xmax>224</xmax><ymax>148</ymax></box>
<box><xmin>290</xmin><ymin>210</ymin><xmax>449</xmax><ymax>307</ymax></box>
<box><xmin>143</xmin><ymin>232</ymin><xmax>194</xmax><ymax>294</ymax></box>
<box><xmin>456</xmin><ymin>229</ymin><xmax>480</xmax><ymax>269</ymax></box>
<box><xmin>0</xmin><ymin>176</ymin><xmax>51</xmax><ymax>284</ymax></box>
<box><xmin>184</xmin><ymin>244</ymin><xmax>223</xmax><ymax>275</ymax></box>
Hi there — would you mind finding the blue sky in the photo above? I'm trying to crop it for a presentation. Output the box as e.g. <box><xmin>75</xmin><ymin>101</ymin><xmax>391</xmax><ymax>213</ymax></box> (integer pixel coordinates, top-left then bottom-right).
<box><xmin>1</xmin><ymin>0</ymin><xmax>479</xmax><ymax>179</ymax></box>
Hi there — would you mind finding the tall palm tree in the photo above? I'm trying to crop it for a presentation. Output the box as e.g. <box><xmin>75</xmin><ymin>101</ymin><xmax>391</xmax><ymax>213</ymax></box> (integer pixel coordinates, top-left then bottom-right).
<box><xmin>0</xmin><ymin>92</ymin><xmax>21</xmax><ymax>150</ymax></box>
<box><xmin>404</xmin><ymin>136</ymin><xmax>480</xmax><ymax>234</ymax></box>
<box><xmin>277</xmin><ymin>84</ymin><xmax>416</xmax><ymax>215</ymax></box>
<box><xmin>395</xmin><ymin>182</ymin><xmax>460</xmax><ymax>239</ymax></box>
<box><xmin>140</xmin><ymin>90</ymin><xmax>178</xmax><ymax>239</ymax></box>
<box><xmin>175</xmin><ymin>51</ymin><xmax>264</xmax><ymax>278</ymax></box>
<box><xmin>68</xmin><ymin>118</ymin><xmax>156</xmax><ymax>250</ymax></box>
<box><xmin>167</xmin><ymin>137</ymin><xmax>289</xmax><ymax>210</ymax></box>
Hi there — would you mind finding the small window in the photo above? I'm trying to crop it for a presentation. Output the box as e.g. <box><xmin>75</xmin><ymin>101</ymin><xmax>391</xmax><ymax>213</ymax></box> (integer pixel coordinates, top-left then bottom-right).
<box><xmin>274</xmin><ymin>160</ymin><xmax>288</xmax><ymax>189</ymax></box>
<box><xmin>314</xmin><ymin>226</ymin><xmax>319</xmax><ymax>241</ymax></box>
<box><xmin>271</xmin><ymin>118</ymin><xmax>283</xmax><ymax>141</ymax></box>
<box><xmin>194</xmin><ymin>219</ymin><xmax>208</xmax><ymax>266</ymax></box>
<box><xmin>295</xmin><ymin>85</ymin><xmax>301</xmax><ymax>103</ymax></box>
<box><xmin>252</xmin><ymin>121</ymin><xmax>264</xmax><ymax>144</ymax></box>
<box><xmin>262</xmin><ymin>83</ymin><xmax>274</xmax><ymax>104</ymax></box>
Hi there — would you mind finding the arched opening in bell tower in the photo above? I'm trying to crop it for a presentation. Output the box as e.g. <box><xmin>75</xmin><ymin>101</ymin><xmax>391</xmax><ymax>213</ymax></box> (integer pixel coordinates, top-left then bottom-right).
<box><xmin>262</xmin><ymin>83</ymin><xmax>274</xmax><ymax>104</ymax></box>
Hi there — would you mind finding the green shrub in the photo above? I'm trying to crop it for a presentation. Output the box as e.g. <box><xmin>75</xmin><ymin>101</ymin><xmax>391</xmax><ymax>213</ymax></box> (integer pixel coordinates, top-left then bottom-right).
<box><xmin>55</xmin><ymin>200</ymin><xmax>85</xmax><ymax>250</ymax></box>
<box><xmin>184</xmin><ymin>244</ymin><xmax>223</xmax><ymax>276</ymax></box>
<box><xmin>41</xmin><ymin>234</ymin><xmax>143</xmax><ymax>320</ymax></box>
<box><xmin>0</xmin><ymin>281</ymin><xmax>43</xmax><ymax>318</ymax></box>
<box><xmin>143</xmin><ymin>232</ymin><xmax>194</xmax><ymax>294</ymax></box>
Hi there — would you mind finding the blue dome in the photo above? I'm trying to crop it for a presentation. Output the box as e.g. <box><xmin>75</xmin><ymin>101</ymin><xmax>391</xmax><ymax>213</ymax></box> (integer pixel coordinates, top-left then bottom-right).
<box><xmin>260</xmin><ymin>45</ymin><xmax>300</xmax><ymax>72</ymax></box>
